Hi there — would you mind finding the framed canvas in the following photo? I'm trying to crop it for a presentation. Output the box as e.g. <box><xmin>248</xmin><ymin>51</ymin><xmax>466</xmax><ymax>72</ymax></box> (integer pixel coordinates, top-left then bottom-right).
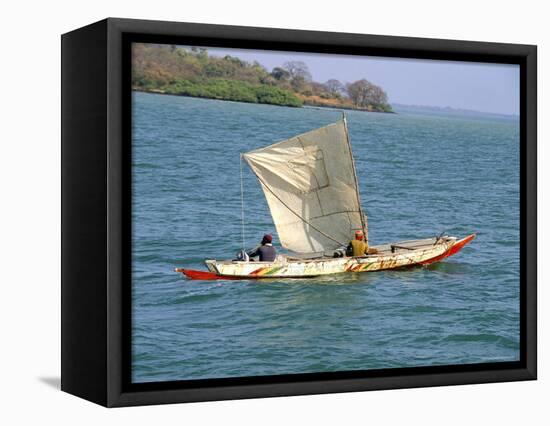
<box><xmin>61</xmin><ymin>18</ymin><xmax>537</xmax><ymax>407</ymax></box>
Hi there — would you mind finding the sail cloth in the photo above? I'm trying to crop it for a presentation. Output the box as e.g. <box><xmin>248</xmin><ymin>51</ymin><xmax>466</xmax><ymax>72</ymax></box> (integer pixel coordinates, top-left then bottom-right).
<box><xmin>243</xmin><ymin>119</ymin><xmax>366</xmax><ymax>254</ymax></box>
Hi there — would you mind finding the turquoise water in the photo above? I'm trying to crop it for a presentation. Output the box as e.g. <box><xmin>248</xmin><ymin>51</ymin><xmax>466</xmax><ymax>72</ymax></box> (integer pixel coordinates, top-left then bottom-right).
<box><xmin>131</xmin><ymin>91</ymin><xmax>520</xmax><ymax>383</ymax></box>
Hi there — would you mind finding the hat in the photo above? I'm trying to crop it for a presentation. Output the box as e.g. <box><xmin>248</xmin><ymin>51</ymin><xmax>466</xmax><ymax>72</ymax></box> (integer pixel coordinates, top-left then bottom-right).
<box><xmin>262</xmin><ymin>234</ymin><xmax>273</xmax><ymax>244</ymax></box>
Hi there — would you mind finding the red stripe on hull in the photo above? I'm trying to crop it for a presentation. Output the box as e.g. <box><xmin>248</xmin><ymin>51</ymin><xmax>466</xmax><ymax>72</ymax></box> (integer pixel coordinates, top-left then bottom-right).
<box><xmin>175</xmin><ymin>268</ymin><xmax>241</xmax><ymax>280</ymax></box>
<box><xmin>419</xmin><ymin>233</ymin><xmax>476</xmax><ymax>265</ymax></box>
<box><xmin>175</xmin><ymin>268</ymin><xmax>318</xmax><ymax>281</ymax></box>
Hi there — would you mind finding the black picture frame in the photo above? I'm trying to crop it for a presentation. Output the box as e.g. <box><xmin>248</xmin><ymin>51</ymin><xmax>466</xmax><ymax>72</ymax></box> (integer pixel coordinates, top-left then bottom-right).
<box><xmin>61</xmin><ymin>17</ymin><xmax>537</xmax><ymax>407</ymax></box>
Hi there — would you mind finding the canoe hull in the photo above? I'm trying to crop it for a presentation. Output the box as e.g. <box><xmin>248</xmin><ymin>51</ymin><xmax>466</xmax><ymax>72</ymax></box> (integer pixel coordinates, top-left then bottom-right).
<box><xmin>176</xmin><ymin>234</ymin><xmax>475</xmax><ymax>280</ymax></box>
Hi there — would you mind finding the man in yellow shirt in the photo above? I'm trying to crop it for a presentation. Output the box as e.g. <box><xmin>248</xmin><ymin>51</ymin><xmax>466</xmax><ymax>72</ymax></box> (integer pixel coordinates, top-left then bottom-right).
<box><xmin>347</xmin><ymin>230</ymin><xmax>369</xmax><ymax>257</ymax></box>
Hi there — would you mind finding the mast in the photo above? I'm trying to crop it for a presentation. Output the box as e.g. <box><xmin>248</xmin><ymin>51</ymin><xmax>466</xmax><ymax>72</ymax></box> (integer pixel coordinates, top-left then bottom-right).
<box><xmin>342</xmin><ymin>113</ymin><xmax>368</xmax><ymax>244</ymax></box>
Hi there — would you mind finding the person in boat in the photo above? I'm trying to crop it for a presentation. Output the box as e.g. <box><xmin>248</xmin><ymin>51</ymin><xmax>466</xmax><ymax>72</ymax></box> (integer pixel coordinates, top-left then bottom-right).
<box><xmin>347</xmin><ymin>230</ymin><xmax>369</xmax><ymax>257</ymax></box>
<box><xmin>247</xmin><ymin>234</ymin><xmax>277</xmax><ymax>262</ymax></box>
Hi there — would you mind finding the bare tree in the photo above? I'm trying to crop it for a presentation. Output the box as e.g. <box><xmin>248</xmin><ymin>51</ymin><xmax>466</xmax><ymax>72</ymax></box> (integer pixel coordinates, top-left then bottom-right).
<box><xmin>346</xmin><ymin>79</ymin><xmax>389</xmax><ymax>107</ymax></box>
<box><xmin>283</xmin><ymin>61</ymin><xmax>312</xmax><ymax>81</ymax></box>
<box><xmin>346</xmin><ymin>79</ymin><xmax>373</xmax><ymax>106</ymax></box>
<box><xmin>325</xmin><ymin>79</ymin><xmax>344</xmax><ymax>96</ymax></box>
<box><xmin>370</xmin><ymin>85</ymin><xmax>389</xmax><ymax>105</ymax></box>
<box><xmin>283</xmin><ymin>61</ymin><xmax>312</xmax><ymax>90</ymax></box>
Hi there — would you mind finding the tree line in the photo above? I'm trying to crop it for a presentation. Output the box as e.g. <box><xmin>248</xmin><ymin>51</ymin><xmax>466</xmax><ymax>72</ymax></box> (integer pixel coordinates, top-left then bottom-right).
<box><xmin>132</xmin><ymin>44</ymin><xmax>392</xmax><ymax>112</ymax></box>
<box><xmin>269</xmin><ymin>60</ymin><xmax>390</xmax><ymax>111</ymax></box>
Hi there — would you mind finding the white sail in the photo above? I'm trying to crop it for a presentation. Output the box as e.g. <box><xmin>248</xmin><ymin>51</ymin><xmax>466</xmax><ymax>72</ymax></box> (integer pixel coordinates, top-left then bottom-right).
<box><xmin>243</xmin><ymin>118</ymin><xmax>366</xmax><ymax>254</ymax></box>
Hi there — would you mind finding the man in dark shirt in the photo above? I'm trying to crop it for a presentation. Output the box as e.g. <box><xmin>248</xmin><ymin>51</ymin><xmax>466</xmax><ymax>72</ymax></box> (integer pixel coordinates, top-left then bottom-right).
<box><xmin>248</xmin><ymin>234</ymin><xmax>277</xmax><ymax>262</ymax></box>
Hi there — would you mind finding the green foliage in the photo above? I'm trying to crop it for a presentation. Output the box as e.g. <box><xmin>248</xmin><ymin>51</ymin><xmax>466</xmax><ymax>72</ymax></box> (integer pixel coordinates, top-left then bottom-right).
<box><xmin>375</xmin><ymin>103</ymin><xmax>393</xmax><ymax>113</ymax></box>
<box><xmin>159</xmin><ymin>79</ymin><xmax>303</xmax><ymax>107</ymax></box>
<box><xmin>254</xmin><ymin>85</ymin><xmax>303</xmax><ymax>106</ymax></box>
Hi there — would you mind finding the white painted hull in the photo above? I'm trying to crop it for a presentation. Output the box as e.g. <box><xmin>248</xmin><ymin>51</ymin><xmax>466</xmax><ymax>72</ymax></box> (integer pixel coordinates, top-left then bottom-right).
<box><xmin>175</xmin><ymin>234</ymin><xmax>476</xmax><ymax>280</ymax></box>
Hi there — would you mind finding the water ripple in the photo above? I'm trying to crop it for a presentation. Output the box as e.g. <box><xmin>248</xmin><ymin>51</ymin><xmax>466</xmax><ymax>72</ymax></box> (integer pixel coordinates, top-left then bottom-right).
<box><xmin>131</xmin><ymin>93</ymin><xmax>520</xmax><ymax>383</ymax></box>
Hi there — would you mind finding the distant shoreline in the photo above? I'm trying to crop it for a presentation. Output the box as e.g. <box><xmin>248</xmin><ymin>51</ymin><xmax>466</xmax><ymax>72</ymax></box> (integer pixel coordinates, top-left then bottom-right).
<box><xmin>393</xmin><ymin>103</ymin><xmax>518</xmax><ymax>120</ymax></box>
<box><xmin>133</xmin><ymin>88</ymin><xmax>395</xmax><ymax>113</ymax></box>
<box><xmin>299</xmin><ymin>96</ymin><xmax>396</xmax><ymax>113</ymax></box>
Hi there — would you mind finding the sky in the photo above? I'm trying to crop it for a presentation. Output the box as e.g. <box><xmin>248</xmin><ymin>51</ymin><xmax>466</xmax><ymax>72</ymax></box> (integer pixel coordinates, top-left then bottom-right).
<box><xmin>204</xmin><ymin>47</ymin><xmax>519</xmax><ymax>115</ymax></box>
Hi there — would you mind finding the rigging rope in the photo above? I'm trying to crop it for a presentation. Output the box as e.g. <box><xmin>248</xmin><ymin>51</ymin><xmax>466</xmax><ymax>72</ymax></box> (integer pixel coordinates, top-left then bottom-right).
<box><xmin>240</xmin><ymin>154</ymin><xmax>246</xmax><ymax>251</ymax></box>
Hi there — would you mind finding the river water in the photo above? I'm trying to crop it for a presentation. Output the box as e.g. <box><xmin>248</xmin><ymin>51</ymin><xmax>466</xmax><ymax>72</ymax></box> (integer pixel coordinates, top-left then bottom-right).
<box><xmin>131</xmin><ymin>91</ymin><xmax>520</xmax><ymax>383</ymax></box>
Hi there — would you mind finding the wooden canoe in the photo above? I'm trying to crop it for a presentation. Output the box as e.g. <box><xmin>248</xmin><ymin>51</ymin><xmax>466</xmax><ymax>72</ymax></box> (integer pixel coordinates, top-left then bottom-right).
<box><xmin>175</xmin><ymin>233</ymin><xmax>475</xmax><ymax>280</ymax></box>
